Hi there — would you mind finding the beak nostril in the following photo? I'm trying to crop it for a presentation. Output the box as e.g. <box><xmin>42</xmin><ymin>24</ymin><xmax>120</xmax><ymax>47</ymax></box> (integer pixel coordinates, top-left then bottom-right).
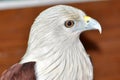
<box><xmin>87</xmin><ymin>20</ymin><xmax>90</xmax><ymax>23</ymax></box>
<box><xmin>84</xmin><ymin>16</ymin><xmax>91</xmax><ymax>22</ymax></box>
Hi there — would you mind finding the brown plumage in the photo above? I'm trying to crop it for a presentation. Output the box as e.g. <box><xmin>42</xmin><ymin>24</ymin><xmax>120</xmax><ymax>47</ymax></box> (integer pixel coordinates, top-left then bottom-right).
<box><xmin>0</xmin><ymin>62</ymin><xmax>36</xmax><ymax>80</ymax></box>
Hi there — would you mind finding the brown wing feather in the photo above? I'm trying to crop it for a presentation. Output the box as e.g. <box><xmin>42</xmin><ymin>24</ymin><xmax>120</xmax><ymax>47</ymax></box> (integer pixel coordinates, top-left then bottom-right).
<box><xmin>0</xmin><ymin>62</ymin><xmax>36</xmax><ymax>80</ymax></box>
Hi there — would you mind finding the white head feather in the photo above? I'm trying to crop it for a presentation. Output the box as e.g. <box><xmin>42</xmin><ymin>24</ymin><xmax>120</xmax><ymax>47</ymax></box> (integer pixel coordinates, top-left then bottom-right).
<box><xmin>20</xmin><ymin>5</ymin><xmax>101</xmax><ymax>80</ymax></box>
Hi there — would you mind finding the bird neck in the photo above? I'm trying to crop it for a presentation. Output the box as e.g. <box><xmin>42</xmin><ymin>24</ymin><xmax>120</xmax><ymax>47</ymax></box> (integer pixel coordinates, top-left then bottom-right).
<box><xmin>20</xmin><ymin>38</ymin><xmax>93</xmax><ymax>80</ymax></box>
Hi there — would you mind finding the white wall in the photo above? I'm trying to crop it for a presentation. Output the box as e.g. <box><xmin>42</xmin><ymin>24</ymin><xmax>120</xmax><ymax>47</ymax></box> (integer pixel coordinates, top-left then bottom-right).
<box><xmin>0</xmin><ymin>0</ymin><xmax>100</xmax><ymax>10</ymax></box>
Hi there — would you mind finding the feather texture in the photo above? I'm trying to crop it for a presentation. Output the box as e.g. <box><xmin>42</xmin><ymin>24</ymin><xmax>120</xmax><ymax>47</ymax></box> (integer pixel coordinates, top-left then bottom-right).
<box><xmin>19</xmin><ymin>5</ymin><xmax>93</xmax><ymax>80</ymax></box>
<box><xmin>0</xmin><ymin>62</ymin><xmax>36</xmax><ymax>80</ymax></box>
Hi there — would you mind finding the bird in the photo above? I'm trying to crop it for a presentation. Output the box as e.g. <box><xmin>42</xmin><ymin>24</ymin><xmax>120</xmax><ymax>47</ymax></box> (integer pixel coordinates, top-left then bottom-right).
<box><xmin>0</xmin><ymin>5</ymin><xmax>101</xmax><ymax>80</ymax></box>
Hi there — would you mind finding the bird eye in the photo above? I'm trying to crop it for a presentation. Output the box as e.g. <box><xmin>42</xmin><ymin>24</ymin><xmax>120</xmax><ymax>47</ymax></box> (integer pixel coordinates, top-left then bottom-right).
<box><xmin>64</xmin><ymin>20</ymin><xmax>74</xmax><ymax>28</ymax></box>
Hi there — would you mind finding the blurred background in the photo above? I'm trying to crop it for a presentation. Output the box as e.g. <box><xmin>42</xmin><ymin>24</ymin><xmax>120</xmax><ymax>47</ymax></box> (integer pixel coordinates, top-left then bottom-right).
<box><xmin>0</xmin><ymin>0</ymin><xmax>120</xmax><ymax>80</ymax></box>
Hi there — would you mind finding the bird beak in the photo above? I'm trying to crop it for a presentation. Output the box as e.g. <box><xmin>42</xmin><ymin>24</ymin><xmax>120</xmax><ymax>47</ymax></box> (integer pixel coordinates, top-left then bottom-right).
<box><xmin>84</xmin><ymin>16</ymin><xmax>102</xmax><ymax>34</ymax></box>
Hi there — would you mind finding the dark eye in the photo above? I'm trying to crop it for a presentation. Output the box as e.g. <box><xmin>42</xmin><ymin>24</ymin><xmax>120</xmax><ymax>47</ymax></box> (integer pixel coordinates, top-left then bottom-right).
<box><xmin>64</xmin><ymin>20</ymin><xmax>74</xmax><ymax>28</ymax></box>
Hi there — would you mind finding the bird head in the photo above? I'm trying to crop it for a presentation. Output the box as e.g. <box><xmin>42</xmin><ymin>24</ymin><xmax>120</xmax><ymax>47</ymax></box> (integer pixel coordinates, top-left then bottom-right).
<box><xmin>28</xmin><ymin>5</ymin><xmax>102</xmax><ymax>49</ymax></box>
<box><xmin>20</xmin><ymin>5</ymin><xmax>101</xmax><ymax>79</ymax></box>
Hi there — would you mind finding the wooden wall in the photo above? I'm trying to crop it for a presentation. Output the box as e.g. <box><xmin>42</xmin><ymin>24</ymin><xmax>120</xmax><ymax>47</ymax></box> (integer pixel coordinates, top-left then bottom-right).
<box><xmin>0</xmin><ymin>1</ymin><xmax>120</xmax><ymax>80</ymax></box>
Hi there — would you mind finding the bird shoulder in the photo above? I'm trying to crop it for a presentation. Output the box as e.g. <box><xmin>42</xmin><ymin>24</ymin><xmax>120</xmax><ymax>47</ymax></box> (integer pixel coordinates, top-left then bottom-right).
<box><xmin>0</xmin><ymin>62</ymin><xmax>36</xmax><ymax>80</ymax></box>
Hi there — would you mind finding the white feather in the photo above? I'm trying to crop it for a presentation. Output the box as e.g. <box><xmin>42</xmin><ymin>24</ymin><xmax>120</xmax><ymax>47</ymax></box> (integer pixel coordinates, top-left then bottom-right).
<box><xmin>20</xmin><ymin>5</ymin><xmax>93</xmax><ymax>80</ymax></box>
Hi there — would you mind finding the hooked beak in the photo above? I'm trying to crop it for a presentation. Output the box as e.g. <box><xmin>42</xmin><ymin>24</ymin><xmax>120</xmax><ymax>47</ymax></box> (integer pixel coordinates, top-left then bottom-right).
<box><xmin>84</xmin><ymin>16</ymin><xmax>102</xmax><ymax>34</ymax></box>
